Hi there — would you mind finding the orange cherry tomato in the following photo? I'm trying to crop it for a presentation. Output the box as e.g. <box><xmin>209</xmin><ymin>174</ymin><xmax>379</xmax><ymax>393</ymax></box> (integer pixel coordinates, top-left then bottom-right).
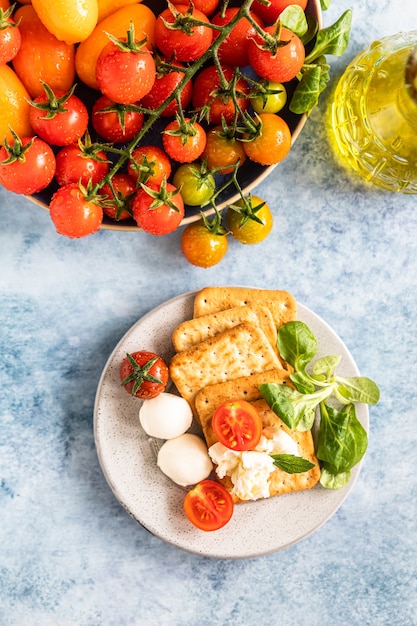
<box><xmin>31</xmin><ymin>0</ymin><xmax>98</xmax><ymax>45</ymax></box>
<box><xmin>243</xmin><ymin>113</ymin><xmax>292</xmax><ymax>166</ymax></box>
<box><xmin>212</xmin><ymin>400</ymin><xmax>263</xmax><ymax>451</ymax></box>
<box><xmin>0</xmin><ymin>65</ymin><xmax>32</xmax><ymax>146</ymax></box>
<box><xmin>75</xmin><ymin>3</ymin><xmax>156</xmax><ymax>90</ymax></box>
<box><xmin>97</xmin><ymin>0</ymin><xmax>142</xmax><ymax>22</ymax></box>
<box><xmin>183</xmin><ymin>480</ymin><xmax>234</xmax><ymax>532</ymax></box>
<box><xmin>12</xmin><ymin>5</ymin><xmax>75</xmax><ymax>98</ymax></box>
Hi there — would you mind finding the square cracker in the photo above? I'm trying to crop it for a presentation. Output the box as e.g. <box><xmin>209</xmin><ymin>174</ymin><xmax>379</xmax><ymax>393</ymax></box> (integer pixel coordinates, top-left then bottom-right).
<box><xmin>195</xmin><ymin>371</ymin><xmax>320</xmax><ymax>502</ymax></box>
<box><xmin>172</xmin><ymin>304</ymin><xmax>278</xmax><ymax>354</ymax></box>
<box><xmin>169</xmin><ymin>322</ymin><xmax>282</xmax><ymax>419</ymax></box>
<box><xmin>193</xmin><ymin>286</ymin><xmax>297</xmax><ymax>330</ymax></box>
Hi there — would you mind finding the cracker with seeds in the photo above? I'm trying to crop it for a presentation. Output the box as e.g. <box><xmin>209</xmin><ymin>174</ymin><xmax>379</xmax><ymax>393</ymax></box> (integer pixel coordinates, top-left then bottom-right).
<box><xmin>193</xmin><ymin>286</ymin><xmax>297</xmax><ymax>331</ymax></box>
<box><xmin>195</xmin><ymin>372</ymin><xmax>320</xmax><ymax>502</ymax></box>
<box><xmin>169</xmin><ymin>322</ymin><xmax>282</xmax><ymax>420</ymax></box>
<box><xmin>172</xmin><ymin>304</ymin><xmax>278</xmax><ymax>354</ymax></box>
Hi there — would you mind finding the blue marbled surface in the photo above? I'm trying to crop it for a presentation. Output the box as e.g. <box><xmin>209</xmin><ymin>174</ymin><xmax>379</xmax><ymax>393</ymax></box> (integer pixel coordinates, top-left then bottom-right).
<box><xmin>2</xmin><ymin>1</ymin><xmax>417</xmax><ymax>624</ymax></box>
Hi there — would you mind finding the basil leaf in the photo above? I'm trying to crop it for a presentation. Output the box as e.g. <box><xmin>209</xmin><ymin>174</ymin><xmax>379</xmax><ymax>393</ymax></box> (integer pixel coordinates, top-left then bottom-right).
<box><xmin>335</xmin><ymin>376</ymin><xmax>381</xmax><ymax>405</ymax></box>
<box><xmin>317</xmin><ymin>403</ymin><xmax>368</xmax><ymax>473</ymax></box>
<box><xmin>319</xmin><ymin>467</ymin><xmax>351</xmax><ymax>490</ymax></box>
<box><xmin>277</xmin><ymin>321</ymin><xmax>317</xmax><ymax>372</ymax></box>
<box><xmin>271</xmin><ymin>454</ymin><xmax>316</xmax><ymax>474</ymax></box>
<box><xmin>260</xmin><ymin>382</ymin><xmax>332</xmax><ymax>431</ymax></box>
<box><xmin>304</xmin><ymin>9</ymin><xmax>353</xmax><ymax>64</ymax></box>
<box><xmin>259</xmin><ymin>383</ymin><xmax>295</xmax><ymax>429</ymax></box>
<box><xmin>280</xmin><ymin>5</ymin><xmax>308</xmax><ymax>37</ymax></box>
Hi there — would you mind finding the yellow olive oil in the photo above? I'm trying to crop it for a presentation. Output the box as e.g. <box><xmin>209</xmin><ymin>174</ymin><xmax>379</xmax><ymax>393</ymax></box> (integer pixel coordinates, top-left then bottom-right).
<box><xmin>329</xmin><ymin>31</ymin><xmax>417</xmax><ymax>193</ymax></box>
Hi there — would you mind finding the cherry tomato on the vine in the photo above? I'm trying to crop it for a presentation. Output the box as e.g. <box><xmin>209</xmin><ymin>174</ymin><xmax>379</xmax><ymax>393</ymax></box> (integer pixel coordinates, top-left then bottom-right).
<box><xmin>202</xmin><ymin>126</ymin><xmax>246</xmax><ymax>174</ymax></box>
<box><xmin>243</xmin><ymin>113</ymin><xmax>291</xmax><ymax>166</ymax></box>
<box><xmin>184</xmin><ymin>479</ymin><xmax>234</xmax><ymax>532</ymax></box>
<box><xmin>132</xmin><ymin>181</ymin><xmax>184</xmax><ymax>236</ymax></box>
<box><xmin>227</xmin><ymin>195</ymin><xmax>273</xmax><ymax>244</ymax></box>
<box><xmin>29</xmin><ymin>85</ymin><xmax>89</xmax><ymax>147</ymax></box>
<box><xmin>154</xmin><ymin>4</ymin><xmax>213</xmax><ymax>62</ymax></box>
<box><xmin>120</xmin><ymin>350</ymin><xmax>169</xmax><ymax>399</ymax></box>
<box><xmin>140</xmin><ymin>60</ymin><xmax>193</xmax><ymax>118</ymax></box>
<box><xmin>169</xmin><ymin>0</ymin><xmax>220</xmax><ymax>16</ymax></box>
<box><xmin>0</xmin><ymin>134</ymin><xmax>56</xmax><ymax>194</ymax></box>
<box><xmin>211</xmin><ymin>7</ymin><xmax>264</xmax><ymax>68</ymax></box>
<box><xmin>181</xmin><ymin>216</ymin><xmax>228</xmax><ymax>268</ymax></box>
<box><xmin>172</xmin><ymin>163</ymin><xmax>215</xmax><ymax>207</ymax></box>
<box><xmin>192</xmin><ymin>65</ymin><xmax>250</xmax><ymax>126</ymax></box>
<box><xmin>252</xmin><ymin>0</ymin><xmax>308</xmax><ymax>24</ymax></box>
<box><xmin>49</xmin><ymin>183</ymin><xmax>103</xmax><ymax>238</ymax></box>
<box><xmin>212</xmin><ymin>399</ymin><xmax>263</xmax><ymax>451</ymax></box>
<box><xmin>55</xmin><ymin>142</ymin><xmax>109</xmax><ymax>187</ymax></box>
<box><xmin>250</xmin><ymin>81</ymin><xmax>287</xmax><ymax>115</ymax></box>
<box><xmin>162</xmin><ymin>117</ymin><xmax>206</xmax><ymax>164</ymax></box>
<box><xmin>99</xmin><ymin>173</ymin><xmax>136</xmax><ymax>221</ymax></box>
<box><xmin>95</xmin><ymin>28</ymin><xmax>156</xmax><ymax>105</ymax></box>
<box><xmin>128</xmin><ymin>145</ymin><xmax>172</xmax><ymax>186</ymax></box>
<box><xmin>91</xmin><ymin>95</ymin><xmax>144</xmax><ymax>144</ymax></box>
<box><xmin>248</xmin><ymin>26</ymin><xmax>305</xmax><ymax>84</ymax></box>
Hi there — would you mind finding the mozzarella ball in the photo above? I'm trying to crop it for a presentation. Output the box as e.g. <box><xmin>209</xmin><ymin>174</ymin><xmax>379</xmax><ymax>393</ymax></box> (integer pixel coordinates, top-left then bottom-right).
<box><xmin>157</xmin><ymin>433</ymin><xmax>213</xmax><ymax>487</ymax></box>
<box><xmin>139</xmin><ymin>392</ymin><xmax>193</xmax><ymax>439</ymax></box>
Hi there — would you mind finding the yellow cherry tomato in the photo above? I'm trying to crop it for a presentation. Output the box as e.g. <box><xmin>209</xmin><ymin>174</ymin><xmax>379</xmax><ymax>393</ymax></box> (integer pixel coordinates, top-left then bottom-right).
<box><xmin>0</xmin><ymin>65</ymin><xmax>33</xmax><ymax>146</ymax></box>
<box><xmin>31</xmin><ymin>0</ymin><xmax>98</xmax><ymax>44</ymax></box>
<box><xmin>97</xmin><ymin>0</ymin><xmax>142</xmax><ymax>22</ymax></box>
<box><xmin>12</xmin><ymin>5</ymin><xmax>75</xmax><ymax>98</ymax></box>
<box><xmin>75</xmin><ymin>3</ymin><xmax>156</xmax><ymax>90</ymax></box>
<box><xmin>227</xmin><ymin>196</ymin><xmax>273</xmax><ymax>244</ymax></box>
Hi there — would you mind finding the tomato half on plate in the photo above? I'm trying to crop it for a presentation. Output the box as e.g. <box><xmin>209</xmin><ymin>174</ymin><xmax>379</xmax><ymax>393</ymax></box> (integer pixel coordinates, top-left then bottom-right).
<box><xmin>184</xmin><ymin>480</ymin><xmax>234</xmax><ymax>532</ymax></box>
<box><xmin>212</xmin><ymin>399</ymin><xmax>263</xmax><ymax>451</ymax></box>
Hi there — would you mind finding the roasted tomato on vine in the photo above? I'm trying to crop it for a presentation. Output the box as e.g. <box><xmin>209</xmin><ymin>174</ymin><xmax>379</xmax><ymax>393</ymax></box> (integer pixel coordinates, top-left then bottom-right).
<box><xmin>120</xmin><ymin>350</ymin><xmax>168</xmax><ymax>399</ymax></box>
<box><xmin>211</xmin><ymin>6</ymin><xmax>263</xmax><ymax>68</ymax></box>
<box><xmin>95</xmin><ymin>24</ymin><xmax>156</xmax><ymax>105</ymax></box>
<box><xmin>181</xmin><ymin>212</ymin><xmax>228</xmax><ymax>268</ymax></box>
<box><xmin>212</xmin><ymin>400</ymin><xmax>263</xmax><ymax>451</ymax></box>
<box><xmin>49</xmin><ymin>182</ymin><xmax>103</xmax><ymax>238</ymax></box>
<box><xmin>162</xmin><ymin>117</ymin><xmax>206</xmax><ymax>164</ymax></box>
<box><xmin>248</xmin><ymin>25</ymin><xmax>305</xmax><ymax>84</ymax></box>
<box><xmin>29</xmin><ymin>83</ymin><xmax>89</xmax><ymax>147</ymax></box>
<box><xmin>99</xmin><ymin>173</ymin><xmax>136</xmax><ymax>221</ymax></box>
<box><xmin>140</xmin><ymin>59</ymin><xmax>193</xmax><ymax>118</ymax></box>
<box><xmin>132</xmin><ymin>180</ymin><xmax>184</xmax><ymax>236</ymax></box>
<box><xmin>55</xmin><ymin>137</ymin><xmax>109</xmax><ymax>187</ymax></box>
<box><xmin>243</xmin><ymin>113</ymin><xmax>291</xmax><ymax>166</ymax></box>
<box><xmin>154</xmin><ymin>3</ymin><xmax>213</xmax><ymax>62</ymax></box>
<box><xmin>0</xmin><ymin>131</ymin><xmax>55</xmax><ymax>194</ymax></box>
<box><xmin>227</xmin><ymin>195</ymin><xmax>273</xmax><ymax>244</ymax></box>
<box><xmin>192</xmin><ymin>65</ymin><xmax>250</xmax><ymax>126</ymax></box>
<box><xmin>202</xmin><ymin>125</ymin><xmax>246</xmax><ymax>174</ymax></box>
<box><xmin>91</xmin><ymin>96</ymin><xmax>144</xmax><ymax>144</ymax></box>
<box><xmin>184</xmin><ymin>479</ymin><xmax>234</xmax><ymax>532</ymax></box>
<box><xmin>127</xmin><ymin>145</ymin><xmax>172</xmax><ymax>186</ymax></box>
<box><xmin>0</xmin><ymin>5</ymin><xmax>21</xmax><ymax>64</ymax></box>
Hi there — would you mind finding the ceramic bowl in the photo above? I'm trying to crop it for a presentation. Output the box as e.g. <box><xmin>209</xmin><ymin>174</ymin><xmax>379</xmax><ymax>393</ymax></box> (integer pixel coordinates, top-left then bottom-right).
<box><xmin>30</xmin><ymin>0</ymin><xmax>322</xmax><ymax>231</ymax></box>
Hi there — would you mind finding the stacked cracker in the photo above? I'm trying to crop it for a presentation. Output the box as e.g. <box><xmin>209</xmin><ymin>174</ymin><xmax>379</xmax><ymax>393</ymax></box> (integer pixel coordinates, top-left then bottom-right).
<box><xmin>169</xmin><ymin>287</ymin><xmax>320</xmax><ymax>502</ymax></box>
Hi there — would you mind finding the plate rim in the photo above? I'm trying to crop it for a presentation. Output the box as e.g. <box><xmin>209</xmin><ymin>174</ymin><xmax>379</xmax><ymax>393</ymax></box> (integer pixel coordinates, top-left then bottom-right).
<box><xmin>94</xmin><ymin>288</ymin><xmax>368</xmax><ymax>559</ymax></box>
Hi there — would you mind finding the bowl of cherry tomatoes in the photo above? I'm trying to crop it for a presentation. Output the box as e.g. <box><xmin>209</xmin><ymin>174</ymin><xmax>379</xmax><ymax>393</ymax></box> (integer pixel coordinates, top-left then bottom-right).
<box><xmin>1</xmin><ymin>0</ymin><xmax>322</xmax><ymax>236</ymax></box>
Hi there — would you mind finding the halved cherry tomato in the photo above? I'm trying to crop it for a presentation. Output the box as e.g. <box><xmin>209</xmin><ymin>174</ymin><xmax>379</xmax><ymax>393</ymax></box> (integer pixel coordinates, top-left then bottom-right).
<box><xmin>120</xmin><ymin>350</ymin><xmax>169</xmax><ymax>399</ymax></box>
<box><xmin>183</xmin><ymin>479</ymin><xmax>234</xmax><ymax>532</ymax></box>
<box><xmin>243</xmin><ymin>113</ymin><xmax>291</xmax><ymax>166</ymax></box>
<box><xmin>212</xmin><ymin>400</ymin><xmax>263</xmax><ymax>451</ymax></box>
<box><xmin>154</xmin><ymin>4</ymin><xmax>213</xmax><ymax>62</ymax></box>
<box><xmin>12</xmin><ymin>5</ymin><xmax>75</xmax><ymax>98</ymax></box>
<box><xmin>91</xmin><ymin>95</ymin><xmax>144</xmax><ymax>144</ymax></box>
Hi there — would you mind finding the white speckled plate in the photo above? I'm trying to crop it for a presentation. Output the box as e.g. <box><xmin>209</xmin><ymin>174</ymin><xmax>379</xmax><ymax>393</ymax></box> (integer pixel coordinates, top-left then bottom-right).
<box><xmin>94</xmin><ymin>289</ymin><xmax>368</xmax><ymax>559</ymax></box>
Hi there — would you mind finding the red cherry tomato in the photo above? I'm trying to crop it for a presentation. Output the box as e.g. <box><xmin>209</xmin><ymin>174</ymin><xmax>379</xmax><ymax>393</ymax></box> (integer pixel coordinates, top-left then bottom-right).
<box><xmin>184</xmin><ymin>480</ymin><xmax>234</xmax><ymax>532</ymax></box>
<box><xmin>140</xmin><ymin>60</ymin><xmax>193</xmax><ymax>118</ymax></box>
<box><xmin>154</xmin><ymin>4</ymin><xmax>213</xmax><ymax>62</ymax></box>
<box><xmin>248</xmin><ymin>26</ymin><xmax>305</xmax><ymax>84</ymax></box>
<box><xmin>119</xmin><ymin>350</ymin><xmax>169</xmax><ymax>399</ymax></box>
<box><xmin>29</xmin><ymin>86</ymin><xmax>89</xmax><ymax>147</ymax></box>
<box><xmin>91</xmin><ymin>95</ymin><xmax>144</xmax><ymax>144</ymax></box>
<box><xmin>0</xmin><ymin>135</ymin><xmax>55</xmax><ymax>194</ymax></box>
<box><xmin>0</xmin><ymin>10</ymin><xmax>21</xmax><ymax>64</ymax></box>
<box><xmin>212</xmin><ymin>400</ymin><xmax>263</xmax><ymax>451</ymax></box>
<box><xmin>132</xmin><ymin>181</ymin><xmax>184</xmax><ymax>236</ymax></box>
<box><xmin>55</xmin><ymin>143</ymin><xmax>109</xmax><ymax>187</ymax></box>
<box><xmin>169</xmin><ymin>0</ymin><xmax>220</xmax><ymax>16</ymax></box>
<box><xmin>95</xmin><ymin>35</ymin><xmax>156</xmax><ymax>104</ymax></box>
<box><xmin>99</xmin><ymin>173</ymin><xmax>136</xmax><ymax>221</ymax></box>
<box><xmin>191</xmin><ymin>65</ymin><xmax>250</xmax><ymax>125</ymax></box>
<box><xmin>49</xmin><ymin>183</ymin><xmax>103</xmax><ymax>238</ymax></box>
<box><xmin>252</xmin><ymin>0</ymin><xmax>308</xmax><ymax>24</ymax></box>
<box><xmin>127</xmin><ymin>145</ymin><xmax>172</xmax><ymax>186</ymax></box>
<box><xmin>162</xmin><ymin>117</ymin><xmax>206</xmax><ymax>164</ymax></box>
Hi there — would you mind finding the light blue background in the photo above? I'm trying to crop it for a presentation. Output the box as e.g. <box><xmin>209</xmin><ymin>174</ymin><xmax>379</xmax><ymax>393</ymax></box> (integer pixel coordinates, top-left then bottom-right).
<box><xmin>2</xmin><ymin>1</ymin><xmax>417</xmax><ymax>624</ymax></box>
